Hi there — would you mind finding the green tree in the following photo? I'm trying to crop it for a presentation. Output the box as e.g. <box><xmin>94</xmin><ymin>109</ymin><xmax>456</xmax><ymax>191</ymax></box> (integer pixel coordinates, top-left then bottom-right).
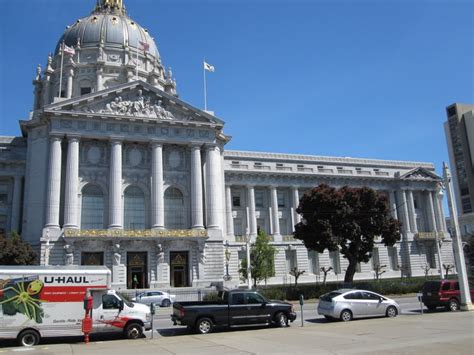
<box><xmin>0</xmin><ymin>231</ymin><xmax>37</xmax><ymax>265</ymax></box>
<box><xmin>294</xmin><ymin>184</ymin><xmax>401</xmax><ymax>284</ymax></box>
<box><xmin>240</xmin><ymin>228</ymin><xmax>277</xmax><ymax>287</ymax></box>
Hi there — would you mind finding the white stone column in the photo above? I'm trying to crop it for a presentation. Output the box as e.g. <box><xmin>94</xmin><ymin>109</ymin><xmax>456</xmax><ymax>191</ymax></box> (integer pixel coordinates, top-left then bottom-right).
<box><xmin>270</xmin><ymin>186</ymin><xmax>280</xmax><ymax>236</ymax></box>
<box><xmin>64</xmin><ymin>136</ymin><xmax>80</xmax><ymax>228</ymax></box>
<box><xmin>427</xmin><ymin>191</ymin><xmax>437</xmax><ymax>232</ymax></box>
<box><xmin>433</xmin><ymin>190</ymin><xmax>444</xmax><ymax>232</ymax></box>
<box><xmin>108</xmin><ymin>139</ymin><xmax>123</xmax><ymax>229</ymax></box>
<box><xmin>205</xmin><ymin>145</ymin><xmax>222</xmax><ymax>229</ymax></box>
<box><xmin>96</xmin><ymin>66</ymin><xmax>104</xmax><ymax>92</ymax></box>
<box><xmin>66</xmin><ymin>68</ymin><xmax>74</xmax><ymax>98</ymax></box>
<box><xmin>151</xmin><ymin>142</ymin><xmax>164</xmax><ymax>229</ymax></box>
<box><xmin>407</xmin><ymin>190</ymin><xmax>418</xmax><ymax>233</ymax></box>
<box><xmin>191</xmin><ymin>145</ymin><xmax>204</xmax><ymax>229</ymax></box>
<box><xmin>291</xmin><ymin>187</ymin><xmax>301</xmax><ymax>224</ymax></box>
<box><xmin>225</xmin><ymin>185</ymin><xmax>234</xmax><ymax>237</ymax></box>
<box><xmin>10</xmin><ymin>176</ymin><xmax>22</xmax><ymax>232</ymax></box>
<box><xmin>389</xmin><ymin>190</ymin><xmax>398</xmax><ymax>220</ymax></box>
<box><xmin>397</xmin><ymin>189</ymin><xmax>411</xmax><ymax>234</ymax></box>
<box><xmin>45</xmin><ymin>135</ymin><xmax>62</xmax><ymax>228</ymax></box>
<box><xmin>247</xmin><ymin>185</ymin><xmax>257</xmax><ymax>236</ymax></box>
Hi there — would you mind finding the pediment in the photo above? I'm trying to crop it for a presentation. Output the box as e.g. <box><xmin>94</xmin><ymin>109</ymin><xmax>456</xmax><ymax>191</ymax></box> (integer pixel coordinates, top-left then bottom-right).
<box><xmin>43</xmin><ymin>81</ymin><xmax>223</xmax><ymax>126</ymax></box>
<box><xmin>398</xmin><ymin>167</ymin><xmax>441</xmax><ymax>181</ymax></box>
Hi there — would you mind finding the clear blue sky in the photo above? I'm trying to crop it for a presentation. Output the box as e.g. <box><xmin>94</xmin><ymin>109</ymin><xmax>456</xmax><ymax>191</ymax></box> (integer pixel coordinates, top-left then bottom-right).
<box><xmin>0</xmin><ymin>0</ymin><xmax>473</xmax><ymax>176</ymax></box>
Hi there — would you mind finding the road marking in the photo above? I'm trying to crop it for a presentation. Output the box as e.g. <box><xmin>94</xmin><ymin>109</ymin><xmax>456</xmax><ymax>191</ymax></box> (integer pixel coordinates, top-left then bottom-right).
<box><xmin>11</xmin><ymin>349</ymin><xmax>34</xmax><ymax>352</ymax></box>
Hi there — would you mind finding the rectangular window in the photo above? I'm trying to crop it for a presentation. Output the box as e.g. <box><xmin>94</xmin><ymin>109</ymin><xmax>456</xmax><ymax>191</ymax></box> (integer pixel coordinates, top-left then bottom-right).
<box><xmin>257</xmin><ymin>218</ymin><xmax>266</xmax><ymax>232</ymax></box>
<box><xmin>371</xmin><ymin>248</ymin><xmax>380</xmax><ymax>269</ymax></box>
<box><xmin>426</xmin><ymin>245</ymin><xmax>436</xmax><ymax>269</ymax></box>
<box><xmin>307</xmin><ymin>250</ymin><xmax>319</xmax><ymax>274</ymax></box>
<box><xmin>285</xmin><ymin>249</ymin><xmax>297</xmax><ymax>273</ymax></box>
<box><xmin>81</xmin><ymin>87</ymin><xmax>92</xmax><ymax>95</ymax></box>
<box><xmin>329</xmin><ymin>250</ymin><xmax>341</xmax><ymax>274</ymax></box>
<box><xmin>238</xmin><ymin>250</ymin><xmax>246</xmax><ymax>269</ymax></box>
<box><xmin>255</xmin><ymin>191</ymin><xmax>264</xmax><ymax>208</ymax></box>
<box><xmin>231</xmin><ymin>161</ymin><xmax>240</xmax><ymax>165</ymax></box>
<box><xmin>388</xmin><ymin>246</ymin><xmax>398</xmax><ymax>270</ymax></box>
<box><xmin>232</xmin><ymin>195</ymin><xmax>241</xmax><ymax>207</ymax></box>
<box><xmin>81</xmin><ymin>252</ymin><xmax>104</xmax><ymax>265</ymax></box>
<box><xmin>279</xmin><ymin>218</ymin><xmax>288</xmax><ymax>235</ymax></box>
<box><xmin>0</xmin><ymin>214</ymin><xmax>6</xmax><ymax>235</ymax></box>
<box><xmin>233</xmin><ymin>218</ymin><xmax>242</xmax><ymax>236</ymax></box>
<box><xmin>277</xmin><ymin>191</ymin><xmax>285</xmax><ymax>207</ymax></box>
<box><xmin>0</xmin><ymin>193</ymin><xmax>8</xmax><ymax>204</ymax></box>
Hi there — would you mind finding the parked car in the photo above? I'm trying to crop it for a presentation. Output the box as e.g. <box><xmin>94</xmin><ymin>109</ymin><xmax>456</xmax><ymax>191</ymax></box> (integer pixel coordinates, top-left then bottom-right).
<box><xmin>171</xmin><ymin>289</ymin><xmax>297</xmax><ymax>334</ymax></box>
<box><xmin>132</xmin><ymin>290</ymin><xmax>176</xmax><ymax>307</ymax></box>
<box><xmin>420</xmin><ymin>280</ymin><xmax>474</xmax><ymax>311</ymax></box>
<box><xmin>317</xmin><ymin>289</ymin><xmax>400</xmax><ymax>321</ymax></box>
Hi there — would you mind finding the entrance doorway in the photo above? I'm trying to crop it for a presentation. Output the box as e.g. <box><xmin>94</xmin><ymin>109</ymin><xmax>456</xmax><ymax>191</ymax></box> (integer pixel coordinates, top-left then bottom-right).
<box><xmin>170</xmin><ymin>251</ymin><xmax>190</xmax><ymax>287</ymax></box>
<box><xmin>127</xmin><ymin>252</ymin><xmax>148</xmax><ymax>289</ymax></box>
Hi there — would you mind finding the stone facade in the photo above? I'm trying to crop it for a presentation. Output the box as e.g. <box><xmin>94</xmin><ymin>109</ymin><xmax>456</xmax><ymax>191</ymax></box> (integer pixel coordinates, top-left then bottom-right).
<box><xmin>0</xmin><ymin>0</ymin><xmax>456</xmax><ymax>289</ymax></box>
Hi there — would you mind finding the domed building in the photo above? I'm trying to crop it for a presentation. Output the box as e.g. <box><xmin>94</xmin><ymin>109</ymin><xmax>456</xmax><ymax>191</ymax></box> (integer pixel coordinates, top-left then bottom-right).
<box><xmin>0</xmin><ymin>0</ymin><xmax>454</xmax><ymax>290</ymax></box>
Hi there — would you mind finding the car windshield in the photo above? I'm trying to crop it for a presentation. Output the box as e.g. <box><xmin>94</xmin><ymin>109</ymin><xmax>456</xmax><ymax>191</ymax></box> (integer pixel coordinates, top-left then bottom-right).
<box><xmin>422</xmin><ymin>281</ymin><xmax>441</xmax><ymax>292</ymax></box>
<box><xmin>117</xmin><ymin>294</ymin><xmax>134</xmax><ymax>308</ymax></box>
<box><xmin>320</xmin><ymin>291</ymin><xmax>341</xmax><ymax>302</ymax></box>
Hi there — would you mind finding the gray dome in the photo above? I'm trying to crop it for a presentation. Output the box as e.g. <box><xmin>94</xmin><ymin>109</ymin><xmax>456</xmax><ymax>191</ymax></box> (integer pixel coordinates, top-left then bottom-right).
<box><xmin>55</xmin><ymin>10</ymin><xmax>160</xmax><ymax>62</ymax></box>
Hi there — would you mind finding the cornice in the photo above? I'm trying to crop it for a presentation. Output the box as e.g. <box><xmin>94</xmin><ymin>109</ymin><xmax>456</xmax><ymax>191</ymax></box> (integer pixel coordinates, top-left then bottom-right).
<box><xmin>224</xmin><ymin>150</ymin><xmax>434</xmax><ymax>170</ymax></box>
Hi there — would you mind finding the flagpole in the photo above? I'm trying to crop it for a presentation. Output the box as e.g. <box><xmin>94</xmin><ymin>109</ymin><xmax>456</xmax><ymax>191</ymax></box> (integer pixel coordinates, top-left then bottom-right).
<box><xmin>58</xmin><ymin>41</ymin><xmax>65</xmax><ymax>98</ymax></box>
<box><xmin>203</xmin><ymin>60</ymin><xmax>207</xmax><ymax>111</ymax></box>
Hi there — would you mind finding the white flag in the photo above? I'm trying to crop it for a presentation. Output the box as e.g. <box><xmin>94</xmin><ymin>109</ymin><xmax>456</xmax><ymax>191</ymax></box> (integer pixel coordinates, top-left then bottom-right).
<box><xmin>204</xmin><ymin>61</ymin><xmax>215</xmax><ymax>72</ymax></box>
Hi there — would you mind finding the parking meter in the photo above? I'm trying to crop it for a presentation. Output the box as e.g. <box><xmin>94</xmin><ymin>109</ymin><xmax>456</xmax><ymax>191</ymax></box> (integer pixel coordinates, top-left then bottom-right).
<box><xmin>150</xmin><ymin>302</ymin><xmax>156</xmax><ymax>315</ymax></box>
<box><xmin>299</xmin><ymin>294</ymin><xmax>304</xmax><ymax>327</ymax></box>
<box><xmin>150</xmin><ymin>303</ymin><xmax>155</xmax><ymax>339</ymax></box>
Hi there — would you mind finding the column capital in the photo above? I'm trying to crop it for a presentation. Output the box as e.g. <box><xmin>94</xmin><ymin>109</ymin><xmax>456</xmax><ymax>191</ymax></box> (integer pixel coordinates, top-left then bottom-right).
<box><xmin>190</xmin><ymin>143</ymin><xmax>202</xmax><ymax>150</ymax></box>
<box><xmin>49</xmin><ymin>135</ymin><xmax>63</xmax><ymax>143</ymax></box>
<box><xmin>246</xmin><ymin>184</ymin><xmax>255</xmax><ymax>189</ymax></box>
<box><xmin>205</xmin><ymin>144</ymin><xmax>219</xmax><ymax>152</ymax></box>
<box><xmin>269</xmin><ymin>185</ymin><xmax>278</xmax><ymax>190</ymax></box>
<box><xmin>109</xmin><ymin>137</ymin><xmax>123</xmax><ymax>145</ymax></box>
<box><xmin>67</xmin><ymin>135</ymin><xmax>81</xmax><ymax>142</ymax></box>
<box><xmin>150</xmin><ymin>141</ymin><xmax>163</xmax><ymax>148</ymax></box>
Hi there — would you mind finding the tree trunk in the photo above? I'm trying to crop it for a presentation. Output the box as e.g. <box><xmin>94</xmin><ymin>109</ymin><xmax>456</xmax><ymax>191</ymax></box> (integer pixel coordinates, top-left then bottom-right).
<box><xmin>344</xmin><ymin>259</ymin><xmax>357</xmax><ymax>284</ymax></box>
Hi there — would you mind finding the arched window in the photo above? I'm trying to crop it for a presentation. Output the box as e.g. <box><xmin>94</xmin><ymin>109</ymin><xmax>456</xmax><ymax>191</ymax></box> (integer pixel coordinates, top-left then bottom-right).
<box><xmin>164</xmin><ymin>187</ymin><xmax>185</xmax><ymax>229</ymax></box>
<box><xmin>81</xmin><ymin>185</ymin><xmax>104</xmax><ymax>229</ymax></box>
<box><xmin>124</xmin><ymin>186</ymin><xmax>145</xmax><ymax>230</ymax></box>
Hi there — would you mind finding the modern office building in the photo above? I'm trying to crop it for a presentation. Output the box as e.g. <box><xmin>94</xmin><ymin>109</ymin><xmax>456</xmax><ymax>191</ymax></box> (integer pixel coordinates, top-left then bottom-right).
<box><xmin>444</xmin><ymin>103</ymin><xmax>474</xmax><ymax>236</ymax></box>
<box><xmin>0</xmin><ymin>0</ymin><xmax>455</xmax><ymax>289</ymax></box>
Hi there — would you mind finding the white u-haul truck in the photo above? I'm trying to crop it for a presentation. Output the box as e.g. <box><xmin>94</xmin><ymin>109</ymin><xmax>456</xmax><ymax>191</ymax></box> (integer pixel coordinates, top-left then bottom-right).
<box><xmin>0</xmin><ymin>266</ymin><xmax>151</xmax><ymax>346</ymax></box>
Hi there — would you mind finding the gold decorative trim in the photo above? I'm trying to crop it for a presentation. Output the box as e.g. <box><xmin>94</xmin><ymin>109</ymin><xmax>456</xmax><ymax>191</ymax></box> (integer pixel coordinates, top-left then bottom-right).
<box><xmin>414</xmin><ymin>232</ymin><xmax>445</xmax><ymax>240</ymax></box>
<box><xmin>64</xmin><ymin>229</ymin><xmax>208</xmax><ymax>238</ymax></box>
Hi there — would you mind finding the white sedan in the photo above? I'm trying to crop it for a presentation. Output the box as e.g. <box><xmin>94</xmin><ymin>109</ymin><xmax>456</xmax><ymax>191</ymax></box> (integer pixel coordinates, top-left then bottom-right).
<box><xmin>132</xmin><ymin>291</ymin><xmax>176</xmax><ymax>307</ymax></box>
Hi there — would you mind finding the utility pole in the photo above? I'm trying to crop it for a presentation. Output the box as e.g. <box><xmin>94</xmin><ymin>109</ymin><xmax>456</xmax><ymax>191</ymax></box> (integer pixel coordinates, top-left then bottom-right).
<box><xmin>443</xmin><ymin>162</ymin><xmax>473</xmax><ymax>311</ymax></box>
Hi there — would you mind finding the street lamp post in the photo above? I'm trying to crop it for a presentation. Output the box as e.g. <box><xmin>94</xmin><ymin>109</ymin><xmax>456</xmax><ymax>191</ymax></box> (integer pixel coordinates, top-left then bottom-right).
<box><xmin>245</xmin><ymin>228</ymin><xmax>252</xmax><ymax>290</ymax></box>
<box><xmin>223</xmin><ymin>240</ymin><xmax>232</xmax><ymax>281</ymax></box>
<box><xmin>442</xmin><ymin>162</ymin><xmax>473</xmax><ymax>311</ymax></box>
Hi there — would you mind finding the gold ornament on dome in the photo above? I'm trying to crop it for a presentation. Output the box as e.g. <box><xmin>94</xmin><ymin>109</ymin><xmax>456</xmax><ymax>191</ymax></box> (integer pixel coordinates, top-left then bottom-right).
<box><xmin>64</xmin><ymin>228</ymin><xmax>207</xmax><ymax>238</ymax></box>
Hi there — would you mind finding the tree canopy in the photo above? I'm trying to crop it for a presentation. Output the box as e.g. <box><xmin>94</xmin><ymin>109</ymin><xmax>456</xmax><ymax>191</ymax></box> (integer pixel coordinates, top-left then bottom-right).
<box><xmin>0</xmin><ymin>231</ymin><xmax>37</xmax><ymax>265</ymax></box>
<box><xmin>294</xmin><ymin>184</ymin><xmax>401</xmax><ymax>283</ymax></box>
<box><xmin>240</xmin><ymin>228</ymin><xmax>277</xmax><ymax>287</ymax></box>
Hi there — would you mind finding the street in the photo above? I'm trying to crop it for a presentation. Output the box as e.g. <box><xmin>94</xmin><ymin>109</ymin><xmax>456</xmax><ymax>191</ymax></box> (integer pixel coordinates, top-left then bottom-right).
<box><xmin>1</xmin><ymin>296</ymin><xmax>473</xmax><ymax>354</ymax></box>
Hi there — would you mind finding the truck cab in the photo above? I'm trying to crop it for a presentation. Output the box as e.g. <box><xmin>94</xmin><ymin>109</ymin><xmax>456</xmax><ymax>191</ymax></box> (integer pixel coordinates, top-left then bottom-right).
<box><xmin>91</xmin><ymin>289</ymin><xmax>152</xmax><ymax>338</ymax></box>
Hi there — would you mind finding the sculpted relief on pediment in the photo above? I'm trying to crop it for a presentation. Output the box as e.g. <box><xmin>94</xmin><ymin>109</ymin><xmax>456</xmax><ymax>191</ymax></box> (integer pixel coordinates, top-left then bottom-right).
<box><xmin>70</xmin><ymin>89</ymin><xmax>179</xmax><ymax>120</ymax></box>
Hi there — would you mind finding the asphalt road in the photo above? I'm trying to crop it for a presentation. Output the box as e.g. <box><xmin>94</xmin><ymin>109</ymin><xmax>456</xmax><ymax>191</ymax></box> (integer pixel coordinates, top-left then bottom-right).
<box><xmin>1</xmin><ymin>299</ymin><xmax>472</xmax><ymax>354</ymax></box>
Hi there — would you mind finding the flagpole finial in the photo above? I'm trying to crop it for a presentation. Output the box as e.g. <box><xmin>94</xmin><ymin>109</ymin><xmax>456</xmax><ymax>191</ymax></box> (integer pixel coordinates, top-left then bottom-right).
<box><xmin>95</xmin><ymin>0</ymin><xmax>125</xmax><ymax>14</ymax></box>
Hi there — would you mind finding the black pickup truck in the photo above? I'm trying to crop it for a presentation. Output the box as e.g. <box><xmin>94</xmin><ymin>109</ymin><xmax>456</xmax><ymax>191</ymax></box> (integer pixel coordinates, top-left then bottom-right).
<box><xmin>171</xmin><ymin>289</ymin><xmax>297</xmax><ymax>334</ymax></box>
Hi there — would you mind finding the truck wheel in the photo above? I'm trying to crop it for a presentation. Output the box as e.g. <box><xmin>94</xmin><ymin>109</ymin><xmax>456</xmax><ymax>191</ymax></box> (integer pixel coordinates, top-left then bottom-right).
<box><xmin>161</xmin><ymin>299</ymin><xmax>171</xmax><ymax>307</ymax></box>
<box><xmin>124</xmin><ymin>322</ymin><xmax>143</xmax><ymax>339</ymax></box>
<box><xmin>275</xmin><ymin>312</ymin><xmax>288</xmax><ymax>327</ymax></box>
<box><xmin>447</xmin><ymin>299</ymin><xmax>460</xmax><ymax>312</ymax></box>
<box><xmin>17</xmin><ymin>329</ymin><xmax>40</xmax><ymax>347</ymax></box>
<box><xmin>195</xmin><ymin>317</ymin><xmax>213</xmax><ymax>334</ymax></box>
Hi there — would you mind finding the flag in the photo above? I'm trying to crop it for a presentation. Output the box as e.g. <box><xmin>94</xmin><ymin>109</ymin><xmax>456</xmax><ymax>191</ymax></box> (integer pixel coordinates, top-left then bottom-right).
<box><xmin>139</xmin><ymin>40</ymin><xmax>150</xmax><ymax>52</ymax></box>
<box><xmin>63</xmin><ymin>44</ymin><xmax>75</xmax><ymax>56</ymax></box>
<box><xmin>204</xmin><ymin>61</ymin><xmax>215</xmax><ymax>72</ymax></box>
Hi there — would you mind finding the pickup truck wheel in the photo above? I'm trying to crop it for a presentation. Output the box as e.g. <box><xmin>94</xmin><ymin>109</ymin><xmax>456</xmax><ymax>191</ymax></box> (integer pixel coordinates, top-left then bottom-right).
<box><xmin>196</xmin><ymin>317</ymin><xmax>213</xmax><ymax>334</ymax></box>
<box><xmin>275</xmin><ymin>312</ymin><xmax>288</xmax><ymax>327</ymax></box>
<box><xmin>124</xmin><ymin>322</ymin><xmax>143</xmax><ymax>339</ymax></box>
<box><xmin>447</xmin><ymin>299</ymin><xmax>460</xmax><ymax>312</ymax></box>
<box><xmin>17</xmin><ymin>329</ymin><xmax>40</xmax><ymax>347</ymax></box>
<box><xmin>161</xmin><ymin>299</ymin><xmax>171</xmax><ymax>307</ymax></box>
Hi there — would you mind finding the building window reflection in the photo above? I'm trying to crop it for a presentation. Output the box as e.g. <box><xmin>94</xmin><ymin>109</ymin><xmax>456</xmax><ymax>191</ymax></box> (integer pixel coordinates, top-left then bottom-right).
<box><xmin>81</xmin><ymin>184</ymin><xmax>104</xmax><ymax>229</ymax></box>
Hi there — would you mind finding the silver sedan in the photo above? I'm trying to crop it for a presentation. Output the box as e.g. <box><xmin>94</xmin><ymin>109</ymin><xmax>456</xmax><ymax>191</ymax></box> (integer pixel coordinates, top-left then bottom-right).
<box><xmin>317</xmin><ymin>289</ymin><xmax>401</xmax><ymax>321</ymax></box>
<box><xmin>132</xmin><ymin>290</ymin><xmax>176</xmax><ymax>307</ymax></box>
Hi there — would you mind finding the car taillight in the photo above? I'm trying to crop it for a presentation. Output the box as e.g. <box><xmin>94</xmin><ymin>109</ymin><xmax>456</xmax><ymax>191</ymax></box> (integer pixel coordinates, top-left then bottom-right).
<box><xmin>179</xmin><ymin>308</ymin><xmax>185</xmax><ymax>318</ymax></box>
